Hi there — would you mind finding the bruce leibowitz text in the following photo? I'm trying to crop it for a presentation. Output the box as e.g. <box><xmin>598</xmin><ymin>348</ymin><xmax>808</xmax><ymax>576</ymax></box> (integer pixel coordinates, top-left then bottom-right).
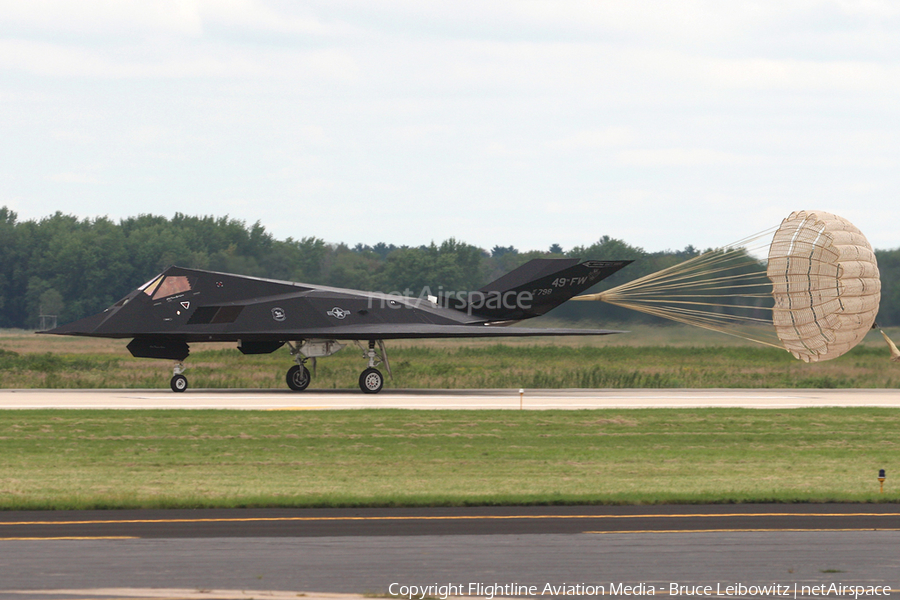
<box><xmin>389</xmin><ymin>582</ymin><xmax>893</xmax><ymax>599</ymax></box>
<box><xmin>390</xmin><ymin>582</ymin><xmax>652</xmax><ymax>599</ymax></box>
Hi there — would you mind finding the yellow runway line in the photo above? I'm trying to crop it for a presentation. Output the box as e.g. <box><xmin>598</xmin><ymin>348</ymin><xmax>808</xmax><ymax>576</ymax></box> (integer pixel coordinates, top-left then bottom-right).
<box><xmin>0</xmin><ymin>590</ymin><xmax>365</xmax><ymax>600</ymax></box>
<box><xmin>0</xmin><ymin>536</ymin><xmax>138</xmax><ymax>540</ymax></box>
<box><xmin>1</xmin><ymin>512</ymin><xmax>899</xmax><ymax>527</ymax></box>
<box><xmin>584</xmin><ymin>528</ymin><xmax>900</xmax><ymax>534</ymax></box>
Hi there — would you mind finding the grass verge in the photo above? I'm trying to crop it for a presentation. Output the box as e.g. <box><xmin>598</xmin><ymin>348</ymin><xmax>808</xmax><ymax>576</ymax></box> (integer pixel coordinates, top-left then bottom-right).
<box><xmin>0</xmin><ymin>408</ymin><xmax>896</xmax><ymax>510</ymax></box>
<box><xmin>2</xmin><ymin>343</ymin><xmax>900</xmax><ymax>389</ymax></box>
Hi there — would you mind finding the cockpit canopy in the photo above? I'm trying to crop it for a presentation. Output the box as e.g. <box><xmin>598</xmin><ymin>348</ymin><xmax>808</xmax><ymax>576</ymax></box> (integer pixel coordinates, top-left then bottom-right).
<box><xmin>139</xmin><ymin>274</ymin><xmax>192</xmax><ymax>300</ymax></box>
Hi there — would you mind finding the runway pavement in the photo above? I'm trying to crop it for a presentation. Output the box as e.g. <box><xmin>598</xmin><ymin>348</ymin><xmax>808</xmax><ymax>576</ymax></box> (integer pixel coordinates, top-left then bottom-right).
<box><xmin>0</xmin><ymin>505</ymin><xmax>898</xmax><ymax>598</ymax></box>
<box><xmin>2</xmin><ymin>504</ymin><xmax>900</xmax><ymax>538</ymax></box>
<box><xmin>1</xmin><ymin>392</ymin><xmax>898</xmax><ymax>598</ymax></box>
<box><xmin>2</xmin><ymin>387</ymin><xmax>900</xmax><ymax>409</ymax></box>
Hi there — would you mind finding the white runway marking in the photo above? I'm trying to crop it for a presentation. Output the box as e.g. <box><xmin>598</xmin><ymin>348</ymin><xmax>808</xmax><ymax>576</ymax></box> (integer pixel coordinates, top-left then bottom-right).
<box><xmin>1</xmin><ymin>388</ymin><xmax>899</xmax><ymax>409</ymax></box>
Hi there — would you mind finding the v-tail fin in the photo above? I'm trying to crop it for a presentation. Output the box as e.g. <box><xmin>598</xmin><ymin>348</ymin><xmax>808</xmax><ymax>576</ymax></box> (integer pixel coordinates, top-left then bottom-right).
<box><xmin>445</xmin><ymin>258</ymin><xmax>631</xmax><ymax>322</ymax></box>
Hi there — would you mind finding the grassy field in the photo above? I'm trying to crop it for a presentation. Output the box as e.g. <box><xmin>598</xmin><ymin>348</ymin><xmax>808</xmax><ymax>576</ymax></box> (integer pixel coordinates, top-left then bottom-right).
<box><xmin>0</xmin><ymin>409</ymin><xmax>900</xmax><ymax>509</ymax></box>
<box><xmin>0</xmin><ymin>408</ymin><xmax>896</xmax><ymax>510</ymax></box>
<box><xmin>1</xmin><ymin>328</ymin><xmax>898</xmax><ymax>509</ymax></box>
<box><xmin>2</xmin><ymin>326</ymin><xmax>900</xmax><ymax>390</ymax></box>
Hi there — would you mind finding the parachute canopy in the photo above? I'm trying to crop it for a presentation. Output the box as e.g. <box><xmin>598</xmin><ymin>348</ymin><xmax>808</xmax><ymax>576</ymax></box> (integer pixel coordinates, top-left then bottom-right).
<box><xmin>574</xmin><ymin>210</ymin><xmax>880</xmax><ymax>363</ymax></box>
<box><xmin>767</xmin><ymin>210</ymin><xmax>880</xmax><ymax>362</ymax></box>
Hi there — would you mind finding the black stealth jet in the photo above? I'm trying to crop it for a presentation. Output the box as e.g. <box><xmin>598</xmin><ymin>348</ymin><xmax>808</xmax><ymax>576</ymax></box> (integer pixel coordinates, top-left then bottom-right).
<box><xmin>43</xmin><ymin>257</ymin><xmax>631</xmax><ymax>393</ymax></box>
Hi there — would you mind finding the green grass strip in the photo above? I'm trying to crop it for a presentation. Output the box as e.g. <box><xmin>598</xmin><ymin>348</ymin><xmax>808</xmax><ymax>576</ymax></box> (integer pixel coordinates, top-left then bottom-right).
<box><xmin>0</xmin><ymin>408</ymin><xmax>897</xmax><ymax>510</ymax></box>
<box><xmin>3</xmin><ymin>344</ymin><xmax>900</xmax><ymax>389</ymax></box>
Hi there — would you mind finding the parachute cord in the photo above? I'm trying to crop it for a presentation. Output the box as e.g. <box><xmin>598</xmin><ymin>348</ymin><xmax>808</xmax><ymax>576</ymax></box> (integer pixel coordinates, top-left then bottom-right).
<box><xmin>601</xmin><ymin>298</ymin><xmax>785</xmax><ymax>349</ymax></box>
<box><xmin>573</xmin><ymin>227</ymin><xmax>785</xmax><ymax>349</ymax></box>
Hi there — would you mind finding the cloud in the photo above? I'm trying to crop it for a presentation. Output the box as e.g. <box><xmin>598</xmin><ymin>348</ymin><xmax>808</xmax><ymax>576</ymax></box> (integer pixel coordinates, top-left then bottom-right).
<box><xmin>615</xmin><ymin>147</ymin><xmax>745</xmax><ymax>168</ymax></box>
<box><xmin>0</xmin><ymin>38</ymin><xmax>359</xmax><ymax>81</ymax></box>
<box><xmin>2</xmin><ymin>0</ymin><xmax>900</xmax><ymax>254</ymax></box>
<box><xmin>549</xmin><ymin>128</ymin><xmax>635</xmax><ymax>152</ymax></box>
<box><xmin>49</xmin><ymin>171</ymin><xmax>104</xmax><ymax>185</ymax></box>
<box><xmin>0</xmin><ymin>0</ymin><xmax>206</xmax><ymax>37</ymax></box>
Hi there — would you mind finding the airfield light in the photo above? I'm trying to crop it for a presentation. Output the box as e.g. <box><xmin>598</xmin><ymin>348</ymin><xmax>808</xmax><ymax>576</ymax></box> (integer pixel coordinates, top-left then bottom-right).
<box><xmin>519</xmin><ymin>388</ymin><xmax>524</xmax><ymax>410</ymax></box>
<box><xmin>879</xmin><ymin>469</ymin><xmax>886</xmax><ymax>494</ymax></box>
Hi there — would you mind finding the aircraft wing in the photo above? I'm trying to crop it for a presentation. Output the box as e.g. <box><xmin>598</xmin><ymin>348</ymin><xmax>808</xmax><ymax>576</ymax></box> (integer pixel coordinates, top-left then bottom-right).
<box><xmin>241</xmin><ymin>323</ymin><xmax>626</xmax><ymax>340</ymax></box>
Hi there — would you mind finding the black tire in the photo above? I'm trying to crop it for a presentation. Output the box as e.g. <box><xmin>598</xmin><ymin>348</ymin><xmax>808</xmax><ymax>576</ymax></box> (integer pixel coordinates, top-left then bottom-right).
<box><xmin>170</xmin><ymin>374</ymin><xmax>188</xmax><ymax>393</ymax></box>
<box><xmin>286</xmin><ymin>365</ymin><xmax>311</xmax><ymax>391</ymax></box>
<box><xmin>359</xmin><ymin>367</ymin><xmax>384</xmax><ymax>394</ymax></box>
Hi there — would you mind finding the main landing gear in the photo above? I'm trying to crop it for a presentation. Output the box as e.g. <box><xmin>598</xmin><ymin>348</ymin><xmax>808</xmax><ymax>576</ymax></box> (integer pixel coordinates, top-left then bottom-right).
<box><xmin>284</xmin><ymin>339</ymin><xmax>391</xmax><ymax>394</ymax></box>
<box><xmin>359</xmin><ymin>367</ymin><xmax>384</xmax><ymax>394</ymax></box>
<box><xmin>170</xmin><ymin>363</ymin><xmax>188</xmax><ymax>392</ymax></box>
<box><xmin>357</xmin><ymin>340</ymin><xmax>391</xmax><ymax>394</ymax></box>
<box><xmin>286</xmin><ymin>341</ymin><xmax>322</xmax><ymax>392</ymax></box>
<box><xmin>286</xmin><ymin>364</ymin><xmax>311</xmax><ymax>391</ymax></box>
<box><xmin>164</xmin><ymin>339</ymin><xmax>392</xmax><ymax>394</ymax></box>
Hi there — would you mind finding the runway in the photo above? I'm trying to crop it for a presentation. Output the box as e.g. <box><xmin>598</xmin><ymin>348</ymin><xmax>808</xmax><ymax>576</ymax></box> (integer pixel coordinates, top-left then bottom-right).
<box><xmin>1</xmin><ymin>392</ymin><xmax>898</xmax><ymax>598</ymax></box>
<box><xmin>2</xmin><ymin>387</ymin><xmax>900</xmax><ymax>409</ymax></box>
<box><xmin>2</xmin><ymin>504</ymin><xmax>900</xmax><ymax>538</ymax></box>
<box><xmin>0</xmin><ymin>505</ymin><xmax>898</xmax><ymax>598</ymax></box>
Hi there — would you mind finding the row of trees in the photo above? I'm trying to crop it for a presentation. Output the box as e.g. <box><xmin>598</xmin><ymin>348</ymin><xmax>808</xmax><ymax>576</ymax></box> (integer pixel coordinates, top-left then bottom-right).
<box><xmin>2</xmin><ymin>207</ymin><xmax>899</xmax><ymax>329</ymax></box>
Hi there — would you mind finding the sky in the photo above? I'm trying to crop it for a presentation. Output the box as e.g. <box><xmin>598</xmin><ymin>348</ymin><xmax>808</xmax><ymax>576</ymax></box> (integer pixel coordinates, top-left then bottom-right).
<box><xmin>2</xmin><ymin>0</ymin><xmax>900</xmax><ymax>254</ymax></box>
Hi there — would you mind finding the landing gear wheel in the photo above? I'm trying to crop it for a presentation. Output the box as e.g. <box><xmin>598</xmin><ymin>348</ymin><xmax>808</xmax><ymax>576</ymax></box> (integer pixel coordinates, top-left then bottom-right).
<box><xmin>170</xmin><ymin>374</ymin><xmax>188</xmax><ymax>393</ymax></box>
<box><xmin>359</xmin><ymin>367</ymin><xmax>384</xmax><ymax>394</ymax></box>
<box><xmin>286</xmin><ymin>365</ymin><xmax>311</xmax><ymax>391</ymax></box>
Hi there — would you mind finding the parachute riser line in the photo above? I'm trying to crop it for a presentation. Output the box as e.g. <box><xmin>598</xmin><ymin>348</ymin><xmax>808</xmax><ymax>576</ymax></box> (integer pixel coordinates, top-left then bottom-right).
<box><xmin>600</xmin><ymin>298</ymin><xmax>785</xmax><ymax>350</ymax></box>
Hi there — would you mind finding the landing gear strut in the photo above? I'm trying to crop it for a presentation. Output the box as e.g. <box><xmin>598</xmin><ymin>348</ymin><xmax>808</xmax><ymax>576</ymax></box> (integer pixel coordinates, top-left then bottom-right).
<box><xmin>170</xmin><ymin>363</ymin><xmax>188</xmax><ymax>392</ymax></box>
<box><xmin>286</xmin><ymin>342</ymin><xmax>312</xmax><ymax>392</ymax></box>
<box><xmin>357</xmin><ymin>340</ymin><xmax>391</xmax><ymax>394</ymax></box>
<box><xmin>284</xmin><ymin>340</ymin><xmax>345</xmax><ymax>392</ymax></box>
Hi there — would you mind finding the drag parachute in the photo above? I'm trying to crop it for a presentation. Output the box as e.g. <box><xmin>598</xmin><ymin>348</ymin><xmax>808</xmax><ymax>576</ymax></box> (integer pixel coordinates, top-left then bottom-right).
<box><xmin>574</xmin><ymin>210</ymin><xmax>881</xmax><ymax>362</ymax></box>
<box><xmin>767</xmin><ymin>210</ymin><xmax>880</xmax><ymax>362</ymax></box>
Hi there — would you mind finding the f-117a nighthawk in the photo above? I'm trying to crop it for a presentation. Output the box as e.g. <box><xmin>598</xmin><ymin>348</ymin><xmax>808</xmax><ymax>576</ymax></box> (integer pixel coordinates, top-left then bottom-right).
<box><xmin>43</xmin><ymin>258</ymin><xmax>631</xmax><ymax>393</ymax></box>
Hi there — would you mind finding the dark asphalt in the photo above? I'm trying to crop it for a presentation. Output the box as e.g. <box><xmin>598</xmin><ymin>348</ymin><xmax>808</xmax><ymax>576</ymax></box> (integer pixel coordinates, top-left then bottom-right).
<box><xmin>1</xmin><ymin>503</ymin><xmax>898</xmax><ymax>539</ymax></box>
<box><xmin>1</xmin><ymin>506</ymin><xmax>898</xmax><ymax>597</ymax></box>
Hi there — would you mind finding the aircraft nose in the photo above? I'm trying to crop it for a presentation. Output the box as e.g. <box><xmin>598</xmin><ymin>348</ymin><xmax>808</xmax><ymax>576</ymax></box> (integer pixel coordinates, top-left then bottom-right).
<box><xmin>39</xmin><ymin>309</ymin><xmax>110</xmax><ymax>335</ymax></box>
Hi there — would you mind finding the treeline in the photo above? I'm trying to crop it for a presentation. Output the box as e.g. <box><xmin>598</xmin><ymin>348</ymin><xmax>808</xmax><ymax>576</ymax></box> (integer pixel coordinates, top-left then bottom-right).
<box><xmin>1</xmin><ymin>207</ymin><xmax>898</xmax><ymax>328</ymax></box>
